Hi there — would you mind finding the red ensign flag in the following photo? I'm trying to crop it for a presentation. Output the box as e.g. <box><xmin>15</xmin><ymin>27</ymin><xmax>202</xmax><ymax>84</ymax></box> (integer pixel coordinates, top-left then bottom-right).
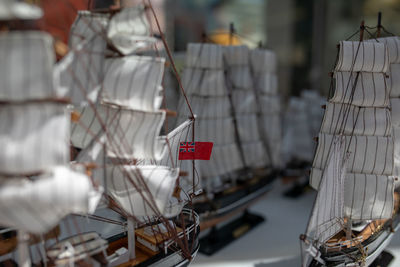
<box><xmin>178</xmin><ymin>142</ymin><xmax>213</xmax><ymax>160</ymax></box>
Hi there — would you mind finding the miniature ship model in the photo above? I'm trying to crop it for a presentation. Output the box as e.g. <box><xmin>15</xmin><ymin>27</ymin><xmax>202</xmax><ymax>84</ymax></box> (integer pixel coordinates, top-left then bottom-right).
<box><xmin>176</xmin><ymin>41</ymin><xmax>280</xmax><ymax>233</ymax></box>
<box><xmin>0</xmin><ymin>3</ymin><xmax>102</xmax><ymax>266</ymax></box>
<box><xmin>301</xmin><ymin>24</ymin><xmax>400</xmax><ymax>267</ymax></box>
<box><xmin>0</xmin><ymin>2</ymin><xmax>200</xmax><ymax>266</ymax></box>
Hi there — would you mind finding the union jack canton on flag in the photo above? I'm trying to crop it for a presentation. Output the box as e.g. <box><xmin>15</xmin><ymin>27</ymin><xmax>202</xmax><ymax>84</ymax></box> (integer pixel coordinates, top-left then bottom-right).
<box><xmin>179</xmin><ymin>142</ymin><xmax>195</xmax><ymax>153</ymax></box>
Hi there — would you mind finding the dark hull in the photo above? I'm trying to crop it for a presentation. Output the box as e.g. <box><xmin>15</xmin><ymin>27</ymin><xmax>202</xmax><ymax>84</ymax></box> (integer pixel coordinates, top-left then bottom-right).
<box><xmin>195</xmin><ymin>169</ymin><xmax>277</xmax><ymax>229</ymax></box>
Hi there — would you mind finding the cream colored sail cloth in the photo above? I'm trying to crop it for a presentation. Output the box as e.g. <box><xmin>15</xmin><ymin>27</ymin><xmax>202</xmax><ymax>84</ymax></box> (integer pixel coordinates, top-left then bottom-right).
<box><xmin>57</xmin><ymin>11</ymin><xmax>109</xmax><ymax>105</ymax></box>
<box><xmin>331</xmin><ymin>72</ymin><xmax>389</xmax><ymax>107</ymax></box>
<box><xmin>312</xmin><ymin>133</ymin><xmax>393</xmax><ymax>177</ymax></box>
<box><xmin>311</xmin><ymin>40</ymin><xmax>393</xmax><ymax>189</ymax></box>
<box><xmin>224</xmin><ymin>45</ymin><xmax>268</xmax><ymax>168</ymax></box>
<box><xmin>336</xmin><ymin>41</ymin><xmax>389</xmax><ymax>72</ymax></box>
<box><xmin>177</xmin><ymin>43</ymin><xmax>244</xmax><ymax>180</ymax></box>
<box><xmin>107</xmin><ymin>5</ymin><xmax>156</xmax><ymax>55</ymax></box>
<box><xmin>71</xmin><ymin>55</ymin><xmax>167</xmax><ymax>159</ymax></box>
<box><xmin>0</xmin><ymin>166</ymin><xmax>101</xmax><ymax>234</ymax></box>
<box><xmin>302</xmin><ymin>137</ymin><xmax>346</xmax><ymax>267</ymax></box>
<box><xmin>102</xmin><ymin>55</ymin><xmax>164</xmax><ymax>110</ymax></box>
<box><xmin>282</xmin><ymin>97</ymin><xmax>315</xmax><ymax>163</ymax></box>
<box><xmin>157</xmin><ymin>119</ymin><xmax>201</xmax><ymax>198</ymax></box>
<box><xmin>100</xmin><ymin>165</ymin><xmax>181</xmax><ymax>218</ymax></box>
<box><xmin>0</xmin><ymin>103</ymin><xmax>69</xmax><ymax>174</ymax></box>
<box><xmin>0</xmin><ymin>32</ymin><xmax>58</xmax><ymax>100</ymax></box>
<box><xmin>321</xmin><ymin>103</ymin><xmax>391</xmax><ymax>136</ymax></box>
<box><xmin>250</xmin><ymin>48</ymin><xmax>281</xmax><ymax>167</ymax></box>
<box><xmin>71</xmin><ymin>104</ymin><xmax>165</xmax><ymax>160</ymax></box>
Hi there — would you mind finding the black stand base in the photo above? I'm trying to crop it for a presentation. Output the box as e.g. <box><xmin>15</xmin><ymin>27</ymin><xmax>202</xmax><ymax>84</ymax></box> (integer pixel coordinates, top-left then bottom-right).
<box><xmin>199</xmin><ymin>211</ymin><xmax>265</xmax><ymax>256</ymax></box>
<box><xmin>370</xmin><ymin>250</ymin><xmax>394</xmax><ymax>267</ymax></box>
<box><xmin>283</xmin><ymin>180</ymin><xmax>311</xmax><ymax>198</ymax></box>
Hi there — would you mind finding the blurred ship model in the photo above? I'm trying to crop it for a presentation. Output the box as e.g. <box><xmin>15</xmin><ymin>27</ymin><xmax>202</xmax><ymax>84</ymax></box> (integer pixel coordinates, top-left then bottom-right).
<box><xmin>281</xmin><ymin>91</ymin><xmax>325</xmax><ymax>197</ymax></box>
<box><xmin>176</xmin><ymin>32</ymin><xmax>281</xmax><ymax>254</ymax></box>
<box><xmin>0</xmin><ymin>1</ymin><xmax>200</xmax><ymax>266</ymax></box>
<box><xmin>301</xmin><ymin>21</ymin><xmax>400</xmax><ymax>266</ymax></box>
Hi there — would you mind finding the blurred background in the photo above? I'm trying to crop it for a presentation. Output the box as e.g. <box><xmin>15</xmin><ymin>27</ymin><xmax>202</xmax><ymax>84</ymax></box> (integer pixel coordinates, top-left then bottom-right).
<box><xmin>163</xmin><ymin>0</ymin><xmax>400</xmax><ymax>99</ymax></box>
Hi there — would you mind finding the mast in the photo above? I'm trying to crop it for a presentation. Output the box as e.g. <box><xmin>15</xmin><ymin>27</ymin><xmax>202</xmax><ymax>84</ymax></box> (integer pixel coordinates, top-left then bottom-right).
<box><xmin>303</xmin><ymin>21</ymin><xmax>394</xmax><ymax>265</ymax></box>
<box><xmin>224</xmin><ymin>45</ymin><xmax>269</xmax><ymax>171</ymax></box>
<box><xmin>177</xmin><ymin>43</ymin><xmax>245</xmax><ymax>193</ymax></box>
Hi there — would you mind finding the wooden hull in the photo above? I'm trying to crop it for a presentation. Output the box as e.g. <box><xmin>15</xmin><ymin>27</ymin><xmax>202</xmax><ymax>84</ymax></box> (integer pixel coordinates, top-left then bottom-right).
<box><xmin>309</xmin><ymin>207</ymin><xmax>400</xmax><ymax>266</ymax></box>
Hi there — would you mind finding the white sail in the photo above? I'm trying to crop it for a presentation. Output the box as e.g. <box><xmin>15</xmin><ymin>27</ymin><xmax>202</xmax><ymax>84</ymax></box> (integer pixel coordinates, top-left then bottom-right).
<box><xmin>185</xmin><ymin>43</ymin><xmax>223</xmax><ymax>69</ymax></box>
<box><xmin>200</xmin><ymin>144</ymin><xmax>244</xmax><ymax>178</ymax></box>
<box><xmin>102</xmin><ymin>55</ymin><xmax>165</xmax><ymax>110</ymax></box>
<box><xmin>370</xmin><ymin>36</ymin><xmax>400</xmax><ymax>64</ymax></box>
<box><xmin>282</xmin><ymin>97</ymin><xmax>315</xmax><ymax>163</ymax></box>
<box><xmin>343</xmin><ymin>173</ymin><xmax>395</xmax><ymax>220</ymax></box>
<box><xmin>157</xmin><ymin>119</ymin><xmax>201</xmax><ymax>196</ymax></box>
<box><xmin>68</xmin><ymin>11</ymin><xmax>109</xmax><ymax>49</ymax></box>
<box><xmin>250</xmin><ymin>48</ymin><xmax>282</xmax><ymax>167</ymax></box>
<box><xmin>232</xmin><ymin>90</ymin><xmax>257</xmax><ymax>113</ymax></box>
<box><xmin>71</xmin><ymin>104</ymin><xmax>165</xmax><ymax>160</ymax></box>
<box><xmin>0</xmin><ymin>32</ymin><xmax>57</xmax><ymax>100</ymax></box>
<box><xmin>224</xmin><ymin>45</ymin><xmax>268</xmax><ymax>168</ymax></box>
<box><xmin>250</xmin><ymin>49</ymin><xmax>277</xmax><ymax>74</ymax></box>
<box><xmin>0</xmin><ymin>166</ymin><xmax>101</xmax><ymax>234</ymax></box>
<box><xmin>178</xmin><ymin>95</ymin><xmax>231</xmax><ymax>118</ymax></box>
<box><xmin>107</xmin><ymin>5</ymin><xmax>156</xmax><ymax>55</ymax></box>
<box><xmin>178</xmin><ymin>43</ymin><xmax>245</xmax><ymax>182</ymax></box>
<box><xmin>321</xmin><ymin>102</ymin><xmax>391</xmax><ymax>136</ymax></box>
<box><xmin>311</xmin><ymin>133</ymin><xmax>393</xmax><ymax>188</ymax></box>
<box><xmin>182</xmin><ymin>68</ymin><xmax>226</xmax><ymax>96</ymax></box>
<box><xmin>101</xmin><ymin>165</ymin><xmax>181</xmax><ymax>218</ymax></box>
<box><xmin>312</xmin><ymin>167</ymin><xmax>395</xmax><ymax>220</ymax></box>
<box><xmin>331</xmin><ymin>72</ymin><xmax>389</xmax><ymax>107</ymax></box>
<box><xmin>335</xmin><ymin>41</ymin><xmax>389</xmax><ymax>72</ymax></box>
<box><xmin>57</xmin><ymin>11</ymin><xmax>109</xmax><ymax>106</ymax></box>
<box><xmin>389</xmin><ymin>64</ymin><xmax>400</xmax><ymax>97</ymax></box>
<box><xmin>303</xmin><ymin>137</ymin><xmax>346</xmax><ymax>266</ymax></box>
<box><xmin>0</xmin><ymin>103</ymin><xmax>69</xmax><ymax>175</ymax></box>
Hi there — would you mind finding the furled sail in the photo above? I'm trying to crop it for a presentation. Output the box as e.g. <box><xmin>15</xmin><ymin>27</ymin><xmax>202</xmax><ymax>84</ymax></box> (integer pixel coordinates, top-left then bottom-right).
<box><xmin>177</xmin><ymin>43</ymin><xmax>244</xmax><ymax>184</ymax></box>
<box><xmin>224</xmin><ymin>45</ymin><xmax>268</xmax><ymax>168</ymax></box>
<box><xmin>310</xmin><ymin>40</ymin><xmax>395</xmax><ymax>221</ymax></box>
<box><xmin>250</xmin><ymin>48</ymin><xmax>282</xmax><ymax>167</ymax></box>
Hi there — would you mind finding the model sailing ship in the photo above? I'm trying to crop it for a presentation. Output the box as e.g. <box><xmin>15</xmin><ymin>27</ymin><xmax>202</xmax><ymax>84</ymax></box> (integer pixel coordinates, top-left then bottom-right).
<box><xmin>301</xmin><ymin>22</ymin><xmax>400</xmax><ymax>266</ymax></box>
<box><xmin>176</xmin><ymin>33</ymin><xmax>281</xmax><ymax>252</ymax></box>
<box><xmin>0</xmin><ymin>1</ymin><xmax>200</xmax><ymax>266</ymax></box>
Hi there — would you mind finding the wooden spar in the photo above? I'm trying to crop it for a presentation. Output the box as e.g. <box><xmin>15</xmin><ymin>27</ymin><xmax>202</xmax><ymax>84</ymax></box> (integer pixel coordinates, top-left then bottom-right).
<box><xmin>359</xmin><ymin>20</ymin><xmax>365</xmax><ymax>42</ymax></box>
<box><xmin>229</xmin><ymin>23</ymin><xmax>235</xmax><ymax>46</ymax></box>
<box><xmin>377</xmin><ymin>12</ymin><xmax>382</xmax><ymax>38</ymax></box>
